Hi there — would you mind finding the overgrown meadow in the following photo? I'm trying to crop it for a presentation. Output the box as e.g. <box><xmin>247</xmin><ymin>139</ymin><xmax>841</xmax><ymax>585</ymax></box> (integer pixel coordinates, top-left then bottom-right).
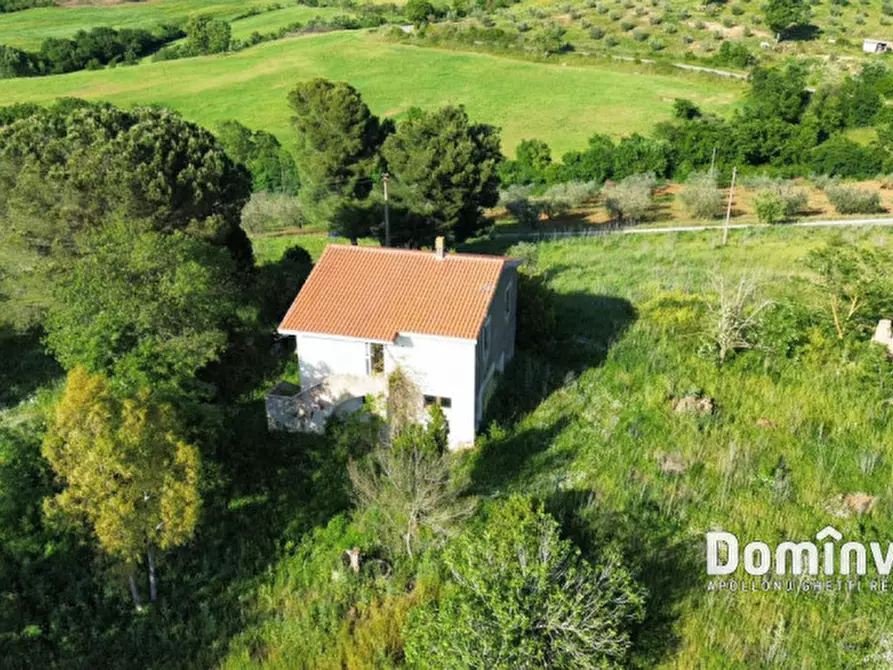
<box><xmin>206</xmin><ymin>225</ymin><xmax>893</xmax><ymax>667</ymax></box>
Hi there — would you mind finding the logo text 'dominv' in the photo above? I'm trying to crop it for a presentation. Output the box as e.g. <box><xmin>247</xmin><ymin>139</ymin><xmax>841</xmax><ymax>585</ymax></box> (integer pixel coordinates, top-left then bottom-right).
<box><xmin>707</xmin><ymin>527</ymin><xmax>893</xmax><ymax>576</ymax></box>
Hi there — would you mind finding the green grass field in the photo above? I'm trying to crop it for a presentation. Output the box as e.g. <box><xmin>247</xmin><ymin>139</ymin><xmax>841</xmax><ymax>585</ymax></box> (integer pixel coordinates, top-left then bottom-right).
<box><xmin>228</xmin><ymin>5</ymin><xmax>350</xmax><ymax>40</ymax></box>
<box><xmin>0</xmin><ymin>30</ymin><xmax>744</xmax><ymax>156</ymax></box>
<box><xmin>0</xmin><ymin>0</ymin><xmax>283</xmax><ymax>50</ymax></box>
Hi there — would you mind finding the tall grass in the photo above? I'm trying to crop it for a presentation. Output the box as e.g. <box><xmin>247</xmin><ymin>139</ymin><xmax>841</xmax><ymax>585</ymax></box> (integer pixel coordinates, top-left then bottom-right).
<box><xmin>225</xmin><ymin>225</ymin><xmax>893</xmax><ymax>667</ymax></box>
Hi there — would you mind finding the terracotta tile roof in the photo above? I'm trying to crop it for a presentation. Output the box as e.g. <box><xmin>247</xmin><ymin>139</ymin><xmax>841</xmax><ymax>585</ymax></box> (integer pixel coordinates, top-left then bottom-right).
<box><xmin>278</xmin><ymin>245</ymin><xmax>513</xmax><ymax>341</ymax></box>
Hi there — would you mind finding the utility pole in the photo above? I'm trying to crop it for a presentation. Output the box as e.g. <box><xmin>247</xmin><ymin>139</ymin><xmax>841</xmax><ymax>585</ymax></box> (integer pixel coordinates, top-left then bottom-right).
<box><xmin>709</xmin><ymin>146</ymin><xmax>717</xmax><ymax>177</ymax></box>
<box><xmin>722</xmin><ymin>166</ymin><xmax>737</xmax><ymax>247</ymax></box>
<box><xmin>382</xmin><ymin>173</ymin><xmax>391</xmax><ymax>247</ymax></box>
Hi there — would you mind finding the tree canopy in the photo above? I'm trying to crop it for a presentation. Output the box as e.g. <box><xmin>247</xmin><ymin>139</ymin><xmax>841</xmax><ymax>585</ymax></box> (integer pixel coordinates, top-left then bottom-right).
<box><xmin>381</xmin><ymin>105</ymin><xmax>502</xmax><ymax>246</ymax></box>
<box><xmin>43</xmin><ymin>221</ymin><xmax>239</xmax><ymax>394</ymax></box>
<box><xmin>217</xmin><ymin>119</ymin><xmax>299</xmax><ymax>194</ymax></box>
<box><xmin>288</xmin><ymin>78</ymin><xmax>387</xmax><ymax>239</ymax></box>
<box><xmin>0</xmin><ymin>101</ymin><xmax>252</xmax><ymax>326</ymax></box>
<box><xmin>404</xmin><ymin>496</ymin><xmax>645</xmax><ymax>668</ymax></box>
<box><xmin>764</xmin><ymin>0</ymin><xmax>811</xmax><ymax>41</ymax></box>
<box><xmin>42</xmin><ymin>367</ymin><xmax>201</xmax><ymax>568</ymax></box>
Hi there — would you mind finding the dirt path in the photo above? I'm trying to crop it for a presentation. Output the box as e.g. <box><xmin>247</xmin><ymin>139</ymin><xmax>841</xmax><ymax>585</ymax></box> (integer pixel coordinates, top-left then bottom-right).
<box><xmin>492</xmin><ymin>217</ymin><xmax>893</xmax><ymax>240</ymax></box>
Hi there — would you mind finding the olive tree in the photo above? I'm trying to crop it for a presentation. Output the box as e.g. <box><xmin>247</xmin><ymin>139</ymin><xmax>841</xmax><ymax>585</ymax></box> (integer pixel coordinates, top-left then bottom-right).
<box><xmin>404</xmin><ymin>496</ymin><xmax>645</xmax><ymax>668</ymax></box>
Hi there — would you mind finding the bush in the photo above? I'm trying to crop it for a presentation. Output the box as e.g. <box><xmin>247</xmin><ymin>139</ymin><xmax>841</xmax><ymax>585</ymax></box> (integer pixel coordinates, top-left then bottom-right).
<box><xmin>603</xmin><ymin>173</ymin><xmax>655</xmax><ymax>223</ymax></box>
<box><xmin>405</xmin><ymin>0</ymin><xmax>436</xmax><ymax>24</ymax></box>
<box><xmin>810</xmin><ymin>136</ymin><xmax>883</xmax><ymax>179</ymax></box>
<box><xmin>404</xmin><ymin>497</ymin><xmax>645</xmax><ymax>668</ymax></box>
<box><xmin>824</xmin><ymin>185</ymin><xmax>883</xmax><ymax>215</ymax></box>
<box><xmin>753</xmin><ymin>191</ymin><xmax>785</xmax><ymax>224</ymax></box>
<box><xmin>541</xmin><ymin>180</ymin><xmax>599</xmax><ymax>213</ymax></box>
<box><xmin>505</xmin><ymin>197</ymin><xmax>542</xmax><ymax>227</ymax></box>
<box><xmin>498</xmin><ymin>184</ymin><xmax>535</xmax><ymax>206</ymax></box>
<box><xmin>680</xmin><ymin>172</ymin><xmax>723</xmax><ymax>219</ymax></box>
<box><xmin>753</xmin><ymin>180</ymin><xmax>808</xmax><ymax>223</ymax></box>
<box><xmin>240</xmin><ymin>192</ymin><xmax>306</xmax><ymax>233</ymax></box>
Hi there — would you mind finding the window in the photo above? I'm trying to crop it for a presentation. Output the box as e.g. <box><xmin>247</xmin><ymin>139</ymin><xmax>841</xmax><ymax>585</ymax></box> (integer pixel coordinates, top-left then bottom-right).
<box><xmin>504</xmin><ymin>281</ymin><xmax>512</xmax><ymax>320</ymax></box>
<box><xmin>424</xmin><ymin>395</ymin><xmax>451</xmax><ymax>409</ymax></box>
<box><xmin>481</xmin><ymin>317</ymin><xmax>491</xmax><ymax>359</ymax></box>
<box><xmin>366</xmin><ymin>343</ymin><xmax>384</xmax><ymax>375</ymax></box>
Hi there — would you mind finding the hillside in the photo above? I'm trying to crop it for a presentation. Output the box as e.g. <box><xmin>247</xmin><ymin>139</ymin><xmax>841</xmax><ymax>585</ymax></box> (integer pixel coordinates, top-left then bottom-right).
<box><xmin>3</xmin><ymin>0</ymin><xmax>893</xmax><ymax>667</ymax></box>
<box><xmin>0</xmin><ymin>30</ymin><xmax>745</xmax><ymax>155</ymax></box>
<box><xmin>222</xmin><ymin>223</ymin><xmax>893</xmax><ymax>668</ymax></box>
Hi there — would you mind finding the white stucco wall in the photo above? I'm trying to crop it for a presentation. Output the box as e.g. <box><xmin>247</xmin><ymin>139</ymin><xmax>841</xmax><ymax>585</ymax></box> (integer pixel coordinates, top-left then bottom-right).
<box><xmin>385</xmin><ymin>333</ymin><xmax>477</xmax><ymax>450</ymax></box>
<box><xmin>294</xmin><ymin>333</ymin><xmax>369</xmax><ymax>387</ymax></box>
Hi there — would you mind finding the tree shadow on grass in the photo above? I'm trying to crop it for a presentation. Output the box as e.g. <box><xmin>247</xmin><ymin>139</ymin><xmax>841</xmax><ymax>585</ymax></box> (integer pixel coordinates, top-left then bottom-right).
<box><xmin>545</xmin><ymin>488</ymin><xmax>700</xmax><ymax>668</ymax></box>
<box><xmin>784</xmin><ymin>24</ymin><xmax>821</xmax><ymax>42</ymax></box>
<box><xmin>0</xmin><ymin>326</ymin><xmax>62</xmax><ymax>408</ymax></box>
<box><xmin>471</xmin><ymin>293</ymin><xmax>636</xmax><ymax>494</ymax></box>
<box><xmin>467</xmin><ymin>416</ymin><xmax>573</xmax><ymax>495</ymax></box>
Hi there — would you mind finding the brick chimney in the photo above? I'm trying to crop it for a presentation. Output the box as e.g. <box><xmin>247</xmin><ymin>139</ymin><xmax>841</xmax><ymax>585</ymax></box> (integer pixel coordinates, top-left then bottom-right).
<box><xmin>434</xmin><ymin>236</ymin><xmax>445</xmax><ymax>260</ymax></box>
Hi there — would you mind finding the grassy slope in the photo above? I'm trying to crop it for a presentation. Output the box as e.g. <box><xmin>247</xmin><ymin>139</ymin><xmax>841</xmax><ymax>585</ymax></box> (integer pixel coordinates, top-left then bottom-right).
<box><xmin>0</xmin><ymin>30</ymin><xmax>743</xmax><ymax>156</ymax></box>
<box><xmin>470</xmin><ymin>225</ymin><xmax>893</xmax><ymax>667</ymax></box>
<box><xmin>456</xmin><ymin>0</ymin><xmax>893</xmax><ymax>79</ymax></box>
<box><xmin>237</xmin><ymin>224</ymin><xmax>893</xmax><ymax>667</ymax></box>
<box><xmin>0</xmin><ymin>0</ymin><xmax>282</xmax><ymax>50</ymax></box>
<box><xmin>228</xmin><ymin>5</ymin><xmax>351</xmax><ymax>39</ymax></box>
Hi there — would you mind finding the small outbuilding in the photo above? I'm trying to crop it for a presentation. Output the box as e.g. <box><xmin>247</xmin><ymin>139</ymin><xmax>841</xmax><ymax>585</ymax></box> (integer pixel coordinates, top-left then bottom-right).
<box><xmin>864</xmin><ymin>39</ymin><xmax>892</xmax><ymax>54</ymax></box>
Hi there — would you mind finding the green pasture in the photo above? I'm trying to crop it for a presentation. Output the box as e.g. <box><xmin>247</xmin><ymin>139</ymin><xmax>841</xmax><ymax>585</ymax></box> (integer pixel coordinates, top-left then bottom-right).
<box><xmin>228</xmin><ymin>5</ymin><xmax>349</xmax><ymax>40</ymax></box>
<box><xmin>0</xmin><ymin>0</ymin><xmax>281</xmax><ymax>50</ymax></box>
<box><xmin>0</xmin><ymin>30</ymin><xmax>744</xmax><ymax>156</ymax></box>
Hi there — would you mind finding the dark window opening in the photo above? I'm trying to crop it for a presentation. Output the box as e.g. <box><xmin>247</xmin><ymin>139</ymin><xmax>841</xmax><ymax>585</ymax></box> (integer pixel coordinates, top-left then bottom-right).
<box><xmin>424</xmin><ymin>395</ymin><xmax>451</xmax><ymax>409</ymax></box>
<box><xmin>368</xmin><ymin>343</ymin><xmax>384</xmax><ymax>374</ymax></box>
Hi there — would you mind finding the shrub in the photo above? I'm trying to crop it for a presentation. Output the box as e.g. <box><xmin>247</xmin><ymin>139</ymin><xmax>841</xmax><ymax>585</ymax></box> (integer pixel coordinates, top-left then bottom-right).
<box><xmin>405</xmin><ymin>0</ymin><xmax>436</xmax><ymax>24</ymax></box>
<box><xmin>810</xmin><ymin>136</ymin><xmax>883</xmax><ymax>179</ymax></box>
<box><xmin>589</xmin><ymin>25</ymin><xmax>606</xmax><ymax>38</ymax></box>
<box><xmin>673</xmin><ymin>98</ymin><xmax>702</xmax><ymax>119</ymax></box>
<box><xmin>805</xmin><ymin>240</ymin><xmax>893</xmax><ymax>339</ymax></box>
<box><xmin>240</xmin><ymin>192</ymin><xmax>306</xmax><ymax>233</ymax></box>
<box><xmin>680</xmin><ymin>172</ymin><xmax>723</xmax><ymax>219</ymax></box>
<box><xmin>603</xmin><ymin>173</ymin><xmax>655</xmax><ymax>223</ymax></box>
<box><xmin>753</xmin><ymin>191</ymin><xmax>785</xmax><ymax>224</ymax></box>
<box><xmin>498</xmin><ymin>184</ymin><xmax>535</xmax><ymax>206</ymax></box>
<box><xmin>403</xmin><ymin>496</ymin><xmax>645</xmax><ymax>668</ymax></box>
<box><xmin>505</xmin><ymin>197</ymin><xmax>543</xmax><ymax>227</ymax></box>
<box><xmin>753</xmin><ymin>180</ymin><xmax>808</xmax><ymax>223</ymax></box>
<box><xmin>824</xmin><ymin>185</ymin><xmax>883</xmax><ymax>215</ymax></box>
<box><xmin>539</xmin><ymin>180</ymin><xmax>599</xmax><ymax>218</ymax></box>
<box><xmin>704</xmin><ymin>275</ymin><xmax>772</xmax><ymax>363</ymax></box>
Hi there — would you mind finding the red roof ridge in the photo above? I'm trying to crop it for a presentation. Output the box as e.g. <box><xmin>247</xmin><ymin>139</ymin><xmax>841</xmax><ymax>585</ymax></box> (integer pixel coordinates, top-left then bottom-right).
<box><xmin>321</xmin><ymin>244</ymin><xmax>513</xmax><ymax>263</ymax></box>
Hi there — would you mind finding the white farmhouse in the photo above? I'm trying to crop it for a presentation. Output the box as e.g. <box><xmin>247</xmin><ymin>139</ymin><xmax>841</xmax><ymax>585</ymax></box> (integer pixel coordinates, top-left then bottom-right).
<box><xmin>274</xmin><ymin>239</ymin><xmax>520</xmax><ymax>450</ymax></box>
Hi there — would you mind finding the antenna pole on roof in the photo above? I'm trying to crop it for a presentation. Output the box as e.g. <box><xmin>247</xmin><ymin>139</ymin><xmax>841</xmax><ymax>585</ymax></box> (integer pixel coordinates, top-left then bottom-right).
<box><xmin>382</xmin><ymin>173</ymin><xmax>391</xmax><ymax>248</ymax></box>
